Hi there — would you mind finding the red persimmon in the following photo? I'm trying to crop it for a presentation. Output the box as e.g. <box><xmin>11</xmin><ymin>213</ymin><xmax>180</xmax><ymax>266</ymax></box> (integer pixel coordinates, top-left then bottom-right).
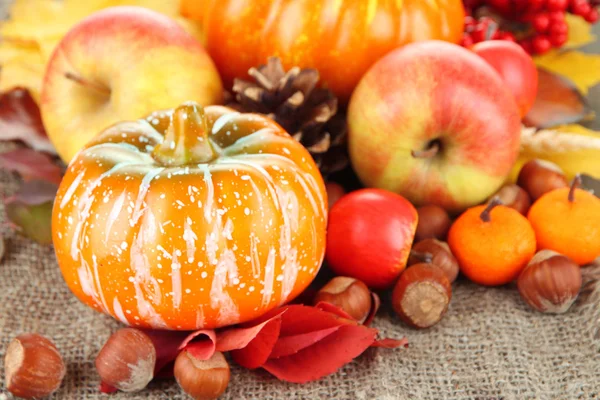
<box><xmin>326</xmin><ymin>189</ymin><xmax>418</xmax><ymax>290</ymax></box>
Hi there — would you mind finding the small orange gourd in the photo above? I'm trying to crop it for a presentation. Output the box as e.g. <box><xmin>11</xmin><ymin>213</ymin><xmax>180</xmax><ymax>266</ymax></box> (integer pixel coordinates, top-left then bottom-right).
<box><xmin>528</xmin><ymin>175</ymin><xmax>600</xmax><ymax>266</ymax></box>
<box><xmin>448</xmin><ymin>198</ymin><xmax>537</xmax><ymax>286</ymax></box>
<box><xmin>52</xmin><ymin>102</ymin><xmax>328</xmax><ymax>330</ymax></box>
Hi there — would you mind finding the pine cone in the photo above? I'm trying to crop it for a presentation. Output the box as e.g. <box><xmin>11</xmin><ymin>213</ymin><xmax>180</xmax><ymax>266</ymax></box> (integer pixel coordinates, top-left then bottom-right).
<box><xmin>228</xmin><ymin>57</ymin><xmax>348</xmax><ymax>176</ymax></box>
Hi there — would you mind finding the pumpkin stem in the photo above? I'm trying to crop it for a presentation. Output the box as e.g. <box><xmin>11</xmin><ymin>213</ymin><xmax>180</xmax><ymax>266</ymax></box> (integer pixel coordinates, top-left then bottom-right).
<box><xmin>409</xmin><ymin>250</ymin><xmax>433</xmax><ymax>264</ymax></box>
<box><xmin>480</xmin><ymin>196</ymin><xmax>503</xmax><ymax>223</ymax></box>
<box><xmin>152</xmin><ymin>102</ymin><xmax>218</xmax><ymax>166</ymax></box>
<box><xmin>568</xmin><ymin>174</ymin><xmax>582</xmax><ymax>203</ymax></box>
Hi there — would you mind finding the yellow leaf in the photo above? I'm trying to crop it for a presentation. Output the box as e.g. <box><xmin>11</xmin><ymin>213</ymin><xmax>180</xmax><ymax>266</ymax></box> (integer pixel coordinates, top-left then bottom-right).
<box><xmin>564</xmin><ymin>14</ymin><xmax>596</xmax><ymax>49</ymax></box>
<box><xmin>553</xmin><ymin>123</ymin><xmax>600</xmax><ymax>138</ymax></box>
<box><xmin>534</xmin><ymin>50</ymin><xmax>600</xmax><ymax>95</ymax></box>
<box><xmin>509</xmin><ymin>125</ymin><xmax>600</xmax><ymax>182</ymax></box>
<box><xmin>0</xmin><ymin>42</ymin><xmax>46</xmax><ymax>102</ymax></box>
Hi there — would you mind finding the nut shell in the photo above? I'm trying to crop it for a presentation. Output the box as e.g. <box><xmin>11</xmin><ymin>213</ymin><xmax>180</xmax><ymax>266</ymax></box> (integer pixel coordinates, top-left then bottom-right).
<box><xmin>408</xmin><ymin>239</ymin><xmax>459</xmax><ymax>283</ymax></box>
<box><xmin>492</xmin><ymin>184</ymin><xmax>531</xmax><ymax>216</ymax></box>
<box><xmin>4</xmin><ymin>333</ymin><xmax>66</xmax><ymax>399</ymax></box>
<box><xmin>517</xmin><ymin>250</ymin><xmax>582</xmax><ymax>314</ymax></box>
<box><xmin>415</xmin><ymin>205</ymin><xmax>452</xmax><ymax>241</ymax></box>
<box><xmin>313</xmin><ymin>276</ymin><xmax>372</xmax><ymax>323</ymax></box>
<box><xmin>174</xmin><ymin>350</ymin><xmax>230</xmax><ymax>400</ymax></box>
<box><xmin>517</xmin><ymin>159</ymin><xmax>568</xmax><ymax>201</ymax></box>
<box><xmin>95</xmin><ymin>328</ymin><xmax>156</xmax><ymax>392</ymax></box>
<box><xmin>392</xmin><ymin>264</ymin><xmax>452</xmax><ymax>329</ymax></box>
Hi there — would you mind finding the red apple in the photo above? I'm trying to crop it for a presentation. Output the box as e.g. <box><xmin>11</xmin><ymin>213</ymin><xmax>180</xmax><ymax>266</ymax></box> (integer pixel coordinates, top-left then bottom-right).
<box><xmin>472</xmin><ymin>40</ymin><xmax>538</xmax><ymax>118</ymax></box>
<box><xmin>326</xmin><ymin>189</ymin><xmax>418</xmax><ymax>289</ymax></box>
<box><xmin>348</xmin><ymin>41</ymin><xmax>521</xmax><ymax>213</ymax></box>
<box><xmin>41</xmin><ymin>7</ymin><xmax>223</xmax><ymax>162</ymax></box>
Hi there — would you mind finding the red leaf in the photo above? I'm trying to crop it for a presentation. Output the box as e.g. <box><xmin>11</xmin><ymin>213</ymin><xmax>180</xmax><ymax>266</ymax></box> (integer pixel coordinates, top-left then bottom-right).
<box><xmin>142</xmin><ymin>330</ymin><xmax>189</xmax><ymax>376</ymax></box>
<box><xmin>524</xmin><ymin>68</ymin><xmax>594</xmax><ymax>129</ymax></box>
<box><xmin>0</xmin><ymin>148</ymin><xmax>63</xmax><ymax>184</ymax></box>
<box><xmin>178</xmin><ymin>330</ymin><xmax>217</xmax><ymax>361</ymax></box>
<box><xmin>314</xmin><ymin>301</ymin><xmax>355</xmax><ymax>320</ymax></box>
<box><xmin>0</xmin><ymin>88</ymin><xmax>55</xmax><ymax>153</ymax></box>
<box><xmin>268</xmin><ymin>326</ymin><xmax>341</xmax><ymax>359</ymax></box>
<box><xmin>276</xmin><ymin>305</ymin><xmax>351</xmax><ymax>335</ymax></box>
<box><xmin>371</xmin><ymin>337</ymin><xmax>409</xmax><ymax>348</ymax></box>
<box><xmin>363</xmin><ymin>292</ymin><xmax>381</xmax><ymax>326</ymax></box>
<box><xmin>225</xmin><ymin>314</ymin><xmax>283</xmax><ymax>369</ymax></box>
<box><xmin>99</xmin><ymin>382</ymin><xmax>118</xmax><ymax>394</ymax></box>
<box><xmin>262</xmin><ymin>324</ymin><xmax>378</xmax><ymax>383</ymax></box>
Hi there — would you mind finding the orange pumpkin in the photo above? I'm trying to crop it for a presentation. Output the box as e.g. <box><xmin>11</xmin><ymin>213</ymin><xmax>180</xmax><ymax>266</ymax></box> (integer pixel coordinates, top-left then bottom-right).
<box><xmin>53</xmin><ymin>102</ymin><xmax>328</xmax><ymax>330</ymax></box>
<box><xmin>182</xmin><ymin>0</ymin><xmax>465</xmax><ymax>101</ymax></box>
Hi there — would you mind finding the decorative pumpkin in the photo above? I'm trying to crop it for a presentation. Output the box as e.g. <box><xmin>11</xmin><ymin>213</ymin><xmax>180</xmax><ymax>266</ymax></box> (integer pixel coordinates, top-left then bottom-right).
<box><xmin>182</xmin><ymin>0</ymin><xmax>465</xmax><ymax>101</ymax></box>
<box><xmin>53</xmin><ymin>102</ymin><xmax>328</xmax><ymax>330</ymax></box>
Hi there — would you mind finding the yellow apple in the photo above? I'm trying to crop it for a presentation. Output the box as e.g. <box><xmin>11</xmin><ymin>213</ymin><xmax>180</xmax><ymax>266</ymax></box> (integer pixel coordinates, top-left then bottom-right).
<box><xmin>41</xmin><ymin>6</ymin><xmax>223</xmax><ymax>162</ymax></box>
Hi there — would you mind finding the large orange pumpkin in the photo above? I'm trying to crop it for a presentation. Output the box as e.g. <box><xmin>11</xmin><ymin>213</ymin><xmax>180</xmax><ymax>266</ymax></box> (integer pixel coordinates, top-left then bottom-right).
<box><xmin>182</xmin><ymin>0</ymin><xmax>465</xmax><ymax>101</ymax></box>
<box><xmin>53</xmin><ymin>102</ymin><xmax>328</xmax><ymax>330</ymax></box>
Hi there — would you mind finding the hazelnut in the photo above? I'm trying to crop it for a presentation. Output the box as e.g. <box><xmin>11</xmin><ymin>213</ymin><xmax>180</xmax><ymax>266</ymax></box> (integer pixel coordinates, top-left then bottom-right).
<box><xmin>492</xmin><ymin>184</ymin><xmax>531</xmax><ymax>216</ymax></box>
<box><xmin>408</xmin><ymin>239</ymin><xmax>459</xmax><ymax>283</ymax></box>
<box><xmin>326</xmin><ymin>182</ymin><xmax>346</xmax><ymax>210</ymax></box>
<box><xmin>517</xmin><ymin>159</ymin><xmax>568</xmax><ymax>200</ymax></box>
<box><xmin>517</xmin><ymin>250</ymin><xmax>582</xmax><ymax>314</ymax></box>
<box><xmin>95</xmin><ymin>328</ymin><xmax>156</xmax><ymax>392</ymax></box>
<box><xmin>392</xmin><ymin>264</ymin><xmax>452</xmax><ymax>329</ymax></box>
<box><xmin>174</xmin><ymin>350</ymin><xmax>230</xmax><ymax>400</ymax></box>
<box><xmin>415</xmin><ymin>205</ymin><xmax>452</xmax><ymax>241</ymax></box>
<box><xmin>4</xmin><ymin>333</ymin><xmax>66</xmax><ymax>399</ymax></box>
<box><xmin>313</xmin><ymin>276</ymin><xmax>372</xmax><ymax>323</ymax></box>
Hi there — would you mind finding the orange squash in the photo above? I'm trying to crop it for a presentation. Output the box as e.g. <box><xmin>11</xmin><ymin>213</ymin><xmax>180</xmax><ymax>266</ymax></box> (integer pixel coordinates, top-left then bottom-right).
<box><xmin>182</xmin><ymin>0</ymin><xmax>465</xmax><ymax>101</ymax></box>
<box><xmin>53</xmin><ymin>103</ymin><xmax>328</xmax><ymax>330</ymax></box>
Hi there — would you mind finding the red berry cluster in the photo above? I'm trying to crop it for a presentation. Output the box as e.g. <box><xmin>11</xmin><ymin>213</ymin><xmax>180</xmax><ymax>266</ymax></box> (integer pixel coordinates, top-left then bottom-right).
<box><xmin>462</xmin><ymin>0</ymin><xmax>599</xmax><ymax>54</ymax></box>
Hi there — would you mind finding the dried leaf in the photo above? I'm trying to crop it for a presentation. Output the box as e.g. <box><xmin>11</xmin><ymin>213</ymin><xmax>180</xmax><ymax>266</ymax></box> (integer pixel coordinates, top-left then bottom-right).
<box><xmin>262</xmin><ymin>324</ymin><xmax>378</xmax><ymax>383</ymax></box>
<box><xmin>218</xmin><ymin>310</ymin><xmax>284</xmax><ymax>369</ymax></box>
<box><xmin>268</xmin><ymin>326</ymin><xmax>341</xmax><ymax>359</ymax></box>
<box><xmin>523</xmin><ymin>69</ymin><xmax>594</xmax><ymax>129</ymax></box>
<box><xmin>143</xmin><ymin>330</ymin><xmax>189</xmax><ymax>376</ymax></box>
<box><xmin>178</xmin><ymin>329</ymin><xmax>217</xmax><ymax>361</ymax></box>
<box><xmin>564</xmin><ymin>14</ymin><xmax>596</xmax><ymax>49</ymax></box>
<box><xmin>4</xmin><ymin>180</ymin><xmax>57</xmax><ymax>244</ymax></box>
<box><xmin>0</xmin><ymin>148</ymin><xmax>63</xmax><ymax>184</ymax></box>
<box><xmin>0</xmin><ymin>88</ymin><xmax>55</xmax><ymax>153</ymax></box>
<box><xmin>511</xmin><ymin>125</ymin><xmax>600</xmax><ymax>181</ymax></box>
<box><xmin>0</xmin><ymin>42</ymin><xmax>46</xmax><ymax>103</ymax></box>
<box><xmin>314</xmin><ymin>301</ymin><xmax>355</xmax><ymax>320</ymax></box>
<box><xmin>534</xmin><ymin>50</ymin><xmax>600</xmax><ymax>96</ymax></box>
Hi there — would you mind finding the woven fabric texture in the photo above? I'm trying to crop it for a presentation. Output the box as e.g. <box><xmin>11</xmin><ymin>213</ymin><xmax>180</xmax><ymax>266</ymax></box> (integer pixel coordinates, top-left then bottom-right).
<box><xmin>1</xmin><ymin>155</ymin><xmax>599</xmax><ymax>400</ymax></box>
<box><xmin>0</xmin><ymin>0</ymin><xmax>599</xmax><ymax>397</ymax></box>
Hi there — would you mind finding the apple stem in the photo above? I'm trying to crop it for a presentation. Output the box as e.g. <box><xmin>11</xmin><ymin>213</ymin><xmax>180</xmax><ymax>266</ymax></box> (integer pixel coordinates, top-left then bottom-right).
<box><xmin>411</xmin><ymin>142</ymin><xmax>440</xmax><ymax>159</ymax></box>
<box><xmin>64</xmin><ymin>72</ymin><xmax>111</xmax><ymax>97</ymax></box>
<box><xmin>568</xmin><ymin>175</ymin><xmax>582</xmax><ymax>202</ymax></box>
<box><xmin>152</xmin><ymin>102</ymin><xmax>218</xmax><ymax>166</ymax></box>
<box><xmin>409</xmin><ymin>250</ymin><xmax>433</xmax><ymax>264</ymax></box>
<box><xmin>480</xmin><ymin>196</ymin><xmax>503</xmax><ymax>223</ymax></box>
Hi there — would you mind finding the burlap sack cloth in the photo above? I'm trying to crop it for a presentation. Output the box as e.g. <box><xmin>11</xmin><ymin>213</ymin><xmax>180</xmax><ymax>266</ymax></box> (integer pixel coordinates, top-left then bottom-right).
<box><xmin>1</xmin><ymin>156</ymin><xmax>599</xmax><ymax>400</ymax></box>
<box><xmin>0</xmin><ymin>4</ymin><xmax>599</xmax><ymax>398</ymax></box>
